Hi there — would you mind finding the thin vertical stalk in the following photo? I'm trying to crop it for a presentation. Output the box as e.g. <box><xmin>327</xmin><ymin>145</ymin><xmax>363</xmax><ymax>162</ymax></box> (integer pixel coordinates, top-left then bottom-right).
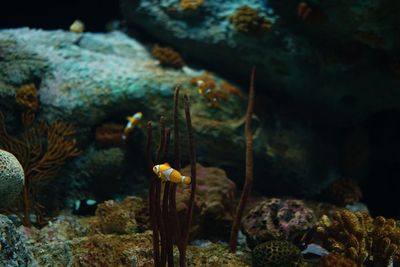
<box><xmin>229</xmin><ymin>67</ymin><xmax>256</xmax><ymax>253</ymax></box>
<box><xmin>169</xmin><ymin>85</ymin><xmax>182</xmax><ymax>266</ymax></box>
<box><xmin>161</xmin><ymin>128</ymin><xmax>171</xmax><ymax>267</ymax></box>
<box><xmin>179</xmin><ymin>94</ymin><xmax>196</xmax><ymax>267</ymax></box>
<box><xmin>156</xmin><ymin>117</ymin><xmax>167</xmax><ymax>267</ymax></box>
<box><xmin>146</xmin><ymin>121</ymin><xmax>160</xmax><ymax>267</ymax></box>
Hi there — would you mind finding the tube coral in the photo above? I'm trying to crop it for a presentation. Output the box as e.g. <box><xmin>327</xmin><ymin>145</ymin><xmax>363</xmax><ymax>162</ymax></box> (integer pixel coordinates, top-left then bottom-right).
<box><xmin>146</xmin><ymin>85</ymin><xmax>196</xmax><ymax>267</ymax></box>
<box><xmin>229</xmin><ymin>67</ymin><xmax>256</xmax><ymax>253</ymax></box>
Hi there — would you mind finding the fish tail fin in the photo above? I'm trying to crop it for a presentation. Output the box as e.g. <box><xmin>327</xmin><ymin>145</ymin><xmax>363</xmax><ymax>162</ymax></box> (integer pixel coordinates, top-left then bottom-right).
<box><xmin>182</xmin><ymin>176</ymin><xmax>191</xmax><ymax>185</ymax></box>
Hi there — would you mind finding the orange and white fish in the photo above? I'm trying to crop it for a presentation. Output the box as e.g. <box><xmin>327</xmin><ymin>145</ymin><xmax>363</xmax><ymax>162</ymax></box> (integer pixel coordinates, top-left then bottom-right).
<box><xmin>122</xmin><ymin>112</ymin><xmax>143</xmax><ymax>140</ymax></box>
<box><xmin>70</xmin><ymin>20</ymin><xmax>85</xmax><ymax>33</ymax></box>
<box><xmin>153</xmin><ymin>163</ymin><xmax>191</xmax><ymax>185</ymax></box>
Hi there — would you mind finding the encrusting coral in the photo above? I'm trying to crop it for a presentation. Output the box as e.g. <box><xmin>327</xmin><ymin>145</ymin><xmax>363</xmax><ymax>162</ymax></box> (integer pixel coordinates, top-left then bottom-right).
<box><xmin>152</xmin><ymin>44</ymin><xmax>185</xmax><ymax>68</ymax></box>
<box><xmin>229</xmin><ymin>5</ymin><xmax>272</xmax><ymax>34</ymax></box>
<box><xmin>252</xmin><ymin>240</ymin><xmax>303</xmax><ymax>267</ymax></box>
<box><xmin>316</xmin><ymin>209</ymin><xmax>400</xmax><ymax>267</ymax></box>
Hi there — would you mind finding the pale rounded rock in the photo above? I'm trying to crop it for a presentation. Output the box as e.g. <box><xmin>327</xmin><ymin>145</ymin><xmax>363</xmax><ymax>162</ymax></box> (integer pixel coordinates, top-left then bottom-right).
<box><xmin>0</xmin><ymin>149</ymin><xmax>25</xmax><ymax>208</ymax></box>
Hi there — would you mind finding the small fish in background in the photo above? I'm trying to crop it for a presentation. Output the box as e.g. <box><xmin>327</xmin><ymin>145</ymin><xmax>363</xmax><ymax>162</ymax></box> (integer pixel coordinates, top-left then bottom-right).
<box><xmin>153</xmin><ymin>163</ymin><xmax>191</xmax><ymax>185</ymax></box>
<box><xmin>70</xmin><ymin>20</ymin><xmax>85</xmax><ymax>33</ymax></box>
<box><xmin>72</xmin><ymin>199</ymin><xmax>97</xmax><ymax>215</ymax></box>
<box><xmin>122</xmin><ymin>112</ymin><xmax>143</xmax><ymax>140</ymax></box>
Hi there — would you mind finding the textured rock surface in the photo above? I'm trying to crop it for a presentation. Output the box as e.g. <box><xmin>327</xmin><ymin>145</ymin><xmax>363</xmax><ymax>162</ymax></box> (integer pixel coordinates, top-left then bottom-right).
<box><xmin>0</xmin><ymin>149</ymin><xmax>24</xmax><ymax>208</ymax></box>
<box><xmin>0</xmin><ymin>215</ymin><xmax>36</xmax><ymax>266</ymax></box>
<box><xmin>0</xmin><ymin>28</ymin><xmax>336</xmax><ymax>197</ymax></box>
<box><xmin>121</xmin><ymin>0</ymin><xmax>400</xmax><ymax>125</ymax></box>
<box><xmin>24</xmin><ymin>212</ymin><xmax>250</xmax><ymax>266</ymax></box>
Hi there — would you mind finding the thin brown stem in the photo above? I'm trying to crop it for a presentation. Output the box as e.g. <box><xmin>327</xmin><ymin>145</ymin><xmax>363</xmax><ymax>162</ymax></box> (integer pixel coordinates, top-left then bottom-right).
<box><xmin>146</xmin><ymin>121</ymin><xmax>160</xmax><ymax>267</ymax></box>
<box><xmin>180</xmin><ymin>94</ymin><xmax>197</xmax><ymax>267</ymax></box>
<box><xmin>156</xmin><ymin>117</ymin><xmax>167</xmax><ymax>267</ymax></box>
<box><xmin>161</xmin><ymin>128</ymin><xmax>171</xmax><ymax>267</ymax></box>
<box><xmin>229</xmin><ymin>66</ymin><xmax>256</xmax><ymax>253</ymax></box>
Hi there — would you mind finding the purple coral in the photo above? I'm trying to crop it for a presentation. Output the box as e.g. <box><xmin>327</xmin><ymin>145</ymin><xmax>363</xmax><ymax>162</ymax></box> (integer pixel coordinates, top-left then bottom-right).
<box><xmin>242</xmin><ymin>198</ymin><xmax>315</xmax><ymax>248</ymax></box>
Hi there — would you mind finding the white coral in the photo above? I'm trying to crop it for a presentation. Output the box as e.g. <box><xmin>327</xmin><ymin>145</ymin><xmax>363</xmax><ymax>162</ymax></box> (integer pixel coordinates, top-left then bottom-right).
<box><xmin>0</xmin><ymin>149</ymin><xmax>24</xmax><ymax>207</ymax></box>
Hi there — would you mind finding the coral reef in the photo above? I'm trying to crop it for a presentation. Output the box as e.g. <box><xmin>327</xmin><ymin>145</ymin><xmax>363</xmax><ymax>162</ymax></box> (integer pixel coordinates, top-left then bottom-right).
<box><xmin>316</xmin><ymin>210</ymin><xmax>400</xmax><ymax>266</ymax></box>
<box><xmin>243</xmin><ymin>198</ymin><xmax>315</xmax><ymax>248</ymax></box>
<box><xmin>0</xmin><ymin>111</ymin><xmax>80</xmax><ymax>226</ymax></box>
<box><xmin>252</xmin><ymin>240</ymin><xmax>303</xmax><ymax>267</ymax></box>
<box><xmin>0</xmin><ymin>149</ymin><xmax>25</xmax><ymax>208</ymax></box>
<box><xmin>71</xmin><ymin>232</ymin><xmax>154</xmax><ymax>267</ymax></box>
<box><xmin>151</xmin><ymin>44</ymin><xmax>185</xmax><ymax>68</ymax></box>
<box><xmin>23</xmin><ymin>208</ymin><xmax>250</xmax><ymax>266</ymax></box>
<box><xmin>94</xmin><ymin>122</ymin><xmax>125</xmax><ymax>147</ymax></box>
<box><xmin>319</xmin><ymin>253</ymin><xmax>357</xmax><ymax>267</ymax></box>
<box><xmin>0</xmin><ymin>215</ymin><xmax>36</xmax><ymax>266</ymax></box>
<box><xmin>176</xmin><ymin>163</ymin><xmax>236</xmax><ymax>239</ymax></box>
<box><xmin>229</xmin><ymin>6</ymin><xmax>272</xmax><ymax>34</ymax></box>
<box><xmin>324</xmin><ymin>177</ymin><xmax>362</xmax><ymax>206</ymax></box>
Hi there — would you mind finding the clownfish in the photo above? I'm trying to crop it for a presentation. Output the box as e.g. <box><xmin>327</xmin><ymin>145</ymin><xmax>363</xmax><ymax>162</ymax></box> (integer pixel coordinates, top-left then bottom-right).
<box><xmin>122</xmin><ymin>112</ymin><xmax>143</xmax><ymax>140</ymax></box>
<box><xmin>70</xmin><ymin>20</ymin><xmax>85</xmax><ymax>33</ymax></box>
<box><xmin>153</xmin><ymin>163</ymin><xmax>191</xmax><ymax>185</ymax></box>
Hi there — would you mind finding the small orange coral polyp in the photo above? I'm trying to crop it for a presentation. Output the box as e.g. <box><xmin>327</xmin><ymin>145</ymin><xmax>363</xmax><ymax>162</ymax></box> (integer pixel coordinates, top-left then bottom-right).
<box><xmin>151</xmin><ymin>44</ymin><xmax>185</xmax><ymax>68</ymax></box>
<box><xmin>180</xmin><ymin>0</ymin><xmax>204</xmax><ymax>11</ymax></box>
<box><xmin>229</xmin><ymin>5</ymin><xmax>272</xmax><ymax>33</ymax></box>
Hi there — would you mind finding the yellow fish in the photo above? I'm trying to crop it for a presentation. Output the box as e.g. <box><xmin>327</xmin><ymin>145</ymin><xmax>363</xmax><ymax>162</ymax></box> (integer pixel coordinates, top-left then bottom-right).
<box><xmin>70</xmin><ymin>20</ymin><xmax>85</xmax><ymax>33</ymax></box>
<box><xmin>153</xmin><ymin>163</ymin><xmax>191</xmax><ymax>185</ymax></box>
<box><xmin>122</xmin><ymin>112</ymin><xmax>143</xmax><ymax>140</ymax></box>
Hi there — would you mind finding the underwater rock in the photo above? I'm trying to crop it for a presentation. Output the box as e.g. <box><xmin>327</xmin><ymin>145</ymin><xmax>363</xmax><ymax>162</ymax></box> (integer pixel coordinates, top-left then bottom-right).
<box><xmin>0</xmin><ymin>149</ymin><xmax>24</xmax><ymax>208</ymax></box>
<box><xmin>0</xmin><ymin>215</ymin><xmax>37</xmax><ymax>266</ymax></box>
<box><xmin>242</xmin><ymin>198</ymin><xmax>316</xmax><ymax>249</ymax></box>
<box><xmin>177</xmin><ymin>163</ymin><xmax>236</xmax><ymax>239</ymax></box>
<box><xmin>0</xmin><ymin>28</ymin><xmax>337</xmax><ymax>198</ymax></box>
<box><xmin>121</xmin><ymin>0</ymin><xmax>400</xmax><ymax>125</ymax></box>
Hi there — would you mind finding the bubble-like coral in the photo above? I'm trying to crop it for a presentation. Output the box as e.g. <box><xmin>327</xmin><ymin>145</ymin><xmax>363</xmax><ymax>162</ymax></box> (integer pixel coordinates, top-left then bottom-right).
<box><xmin>252</xmin><ymin>240</ymin><xmax>303</xmax><ymax>267</ymax></box>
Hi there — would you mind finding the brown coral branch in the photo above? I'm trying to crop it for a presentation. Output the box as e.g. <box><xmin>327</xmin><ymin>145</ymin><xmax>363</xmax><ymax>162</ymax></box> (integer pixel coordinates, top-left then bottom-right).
<box><xmin>229</xmin><ymin>66</ymin><xmax>256</xmax><ymax>253</ymax></box>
